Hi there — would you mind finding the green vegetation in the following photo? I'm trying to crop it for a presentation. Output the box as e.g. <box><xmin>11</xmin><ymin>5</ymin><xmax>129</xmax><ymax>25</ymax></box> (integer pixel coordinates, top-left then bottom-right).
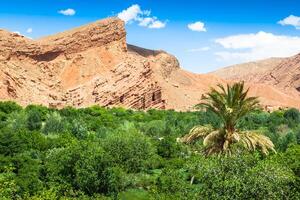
<box><xmin>0</xmin><ymin>100</ymin><xmax>299</xmax><ymax>199</ymax></box>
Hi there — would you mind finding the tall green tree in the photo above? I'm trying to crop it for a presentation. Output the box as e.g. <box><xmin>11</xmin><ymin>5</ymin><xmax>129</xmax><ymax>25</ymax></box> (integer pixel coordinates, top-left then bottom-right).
<box><xmin>180</xmin><ymin>82</ymin><xmax>275</xmax><ymax>155</ymax></box>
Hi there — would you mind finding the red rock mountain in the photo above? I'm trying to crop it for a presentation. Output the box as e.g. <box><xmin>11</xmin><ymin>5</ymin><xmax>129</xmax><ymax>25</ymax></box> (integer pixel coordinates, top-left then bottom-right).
<box><xmin>1</xmin><ymin>17</ymin><xmax>300</xmax><ymax>110</ymax></box>
<box><xmin>211</xmin><ymin>54</ymin><xmax>300</xmax><ymax>109</ymax></box>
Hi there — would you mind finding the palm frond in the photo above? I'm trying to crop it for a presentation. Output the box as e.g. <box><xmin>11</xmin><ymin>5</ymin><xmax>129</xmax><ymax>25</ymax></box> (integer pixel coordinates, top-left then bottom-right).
<box><xmin>203</xmin><ymin>130</ymin><xmax>222</xmax><ymax>146</ymax></box>
<box><xmin>239</xmin><ymin>131</ymin><xmax>276</xmax><ymax>155</ymax></box>
<box><xmin>179</xmin><ymin>125</ymin><xmax>213</xmax><ymax>144</ymax></box>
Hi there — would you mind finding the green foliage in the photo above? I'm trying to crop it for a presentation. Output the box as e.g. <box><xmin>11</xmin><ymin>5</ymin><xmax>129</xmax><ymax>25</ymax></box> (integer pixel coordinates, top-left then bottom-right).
<box><xmin>118</xmin><ymin>189</ymin><xmax>151</xmax><ymax>200</ymax></box>
<box><xmin>245</xmin><ymin>159</ymin><xmax>296</xmax><ymax>199</ymax></box>
<box><xmin>185</xmin><ymin>153</ymin><xmax>298</xmax><ymax>199</ymax></box>
<box><xmin>101</xmin><ymin>122</ymin><xmax>156</xmax><ymax>173</ymax></box>
<box><xmin>156</xmin><ymin>136</ymin><xmax>183</xmax><ymax>158</ymax></box>
<box><xmin>284</xmin><ymin>108</ymin><xmax>300</xmax><ymax>123</ymax></box>
<box><xmin>27</xmin><ymin>109</ymin><xmax>43</xmax><ymax>131</ymax></box>
<box><xmin>0</xmin><ymin>167</ymin><xmax>18</xmax><ymax>200</ymax></box>
<box><xmin>0</xmin><ymin>128</ymin><xmax>26</xmax><ymax>156</ymax></box>
<box><xmin>43</xmin><ymin>112</ymin><xmax>65</xmax><ymax>134</ymax></box>
<box><xmin>0</xmin><ymin>101</ymin><xmax>22</xmax><ymax>114</ymax></box>
<box><xmin>70</xmin><ymin>119</ymin><xmax>88</xmax><ymax>139</ymax></box>
<box><xmin>0</xmin><ymin>101</ymin><xmax>299</xmax><ymax>199</ymax></box>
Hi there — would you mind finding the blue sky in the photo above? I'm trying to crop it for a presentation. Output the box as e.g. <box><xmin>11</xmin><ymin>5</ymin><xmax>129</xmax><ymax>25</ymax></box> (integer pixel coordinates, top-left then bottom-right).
<box><xmin>1</xmin><ymin>0</ymin><xmax>300</xmax><ymax>73</ymax></box>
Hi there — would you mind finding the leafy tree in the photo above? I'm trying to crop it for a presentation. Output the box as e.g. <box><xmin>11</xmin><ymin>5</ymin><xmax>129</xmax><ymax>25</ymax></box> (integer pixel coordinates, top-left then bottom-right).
<box><xmin>42</xmin><ymin>112</ymin><xmax>65</xmax><ymax>134</ymax></box>
<box><xmin>0</xmin><ymin>128</ymin><xmax>26</xmax><ymax>156</ymax></box>
<box><xmin>0</xmin><ymin>166</ymin><xmax>18</xmax><ymax>200</ymax></box>
<box><xmin>156</xmin><ymin>136</ymin><xmax>183</xmax><ymax>158</ymax></box>
<box><xmin>284</xmin><ymin>108</ymin><xmax>300</xmax><ymax>122</ymax></box>
<box><xmin>70</xmin><ymin>119</ymin><xmax>88</xmax><ymax>139</ymax></box>
<box><xmin>101</xmin><ymin>122</ymin><xmax>156</xmax><ymax>173</ymax></box>
<box><xmin>0</xmin><ymin>101</ymin><xmax>298</xmax><ymax>199</ymax></box>
<box><xmin>0</xmin><ymin>101</ymin><xmax>22</xmax><ymax>114</ymax></box>
<box><xmin>180</xmin><ymin>82</ymin><xmax>275</xmax><ymax>155</ymax></box>
<box><xmin>27</xmin><ymin>110</ymin><xmax>43</xmax><ymax>131</ymax></box>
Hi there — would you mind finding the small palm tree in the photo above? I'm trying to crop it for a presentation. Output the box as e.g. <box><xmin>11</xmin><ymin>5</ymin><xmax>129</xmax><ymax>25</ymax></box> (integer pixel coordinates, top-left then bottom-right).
<box><xmin>179</xmin><ymin>82</ymin><xmax>275</xmax><ymax>156</ymax></box>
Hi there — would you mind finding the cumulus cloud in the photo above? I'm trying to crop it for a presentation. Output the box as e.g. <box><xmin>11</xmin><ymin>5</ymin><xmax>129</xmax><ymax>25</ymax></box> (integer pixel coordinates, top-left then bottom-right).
<box><xmin>58</xmin><ymin>8</ymin><xmax>76</xmax><ymax>16</ymax></box>
<box><xmin>148</xmin><ymin>20</ymin><xmax>166</xmax><ymax>29</ymax></box>
<box><xmin>138</xmin><ymin>17</ymin><xmax>154</xmax><ymax>27</ymax></box>
<box><xmin>117</xmin><ymin>4</ymin><xmax>141</xmax><ymax>23</ymax></box>
<box><xmin>278</xmin><ymin>15</ymin><xmax>300</xmax><ymax>29</ymax></box>
<box><xmin>26</xmin><ymin>28</ymin><xmax>33</xmax><ymax>33</ymax></box>
<box><xmin>187</xmin><ymin>47</ymin><xmax>211</xmax><ymax>52</ymax></box>
<box><xmin>118</xmin><ymin>4</ymin><xmax>167</xmax><ymax>29</ymax></box>
<box><xmin>188</xmin><ymin>21</ymin><xmax>206</xmax><ymax>32</ymax></box>
<box><xmin>215</xmin><ymin>31</ymin><xmax>300</xmax><ymax>63</ymax></box>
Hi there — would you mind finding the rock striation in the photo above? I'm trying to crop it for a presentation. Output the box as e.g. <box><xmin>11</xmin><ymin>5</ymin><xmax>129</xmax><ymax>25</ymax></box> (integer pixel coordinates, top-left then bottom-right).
<box><xmin>1</xmin><ymin>17</ymin><xmax>300</xmax><ymax>110</ymax></box>
<box><xmin>211</xmin><ymin>54</ymin><xmax>300</xmax><ymax>109</ymax></box>
<box><xmin>0</xmin><ymin>18</ymin><xmax>178</xmax><ymax>109</ymax></box>
<box><xmin>260</xmin><ymin>54</ymin><xmax>300</xmax><ymax>94</ymax></box>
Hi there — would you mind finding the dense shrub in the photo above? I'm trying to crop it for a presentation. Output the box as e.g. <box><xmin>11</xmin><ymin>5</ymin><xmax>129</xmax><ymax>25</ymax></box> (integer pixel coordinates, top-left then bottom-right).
<box><xmin>101</xmin><ymin>123</ymin><xmax>156</xmax><ymax>173</ymax></box>
<box><xmin>27</xmin><ymin>110</ymin><xmax>43</xmax><ymax>131</ymax></box>
<box><xmin>0</xmin><ymin>101</ymin><xmax>22</xmax><ymax>114</ymax></box>
<box><xmin>42</xmin><ymin>112</ymin><xmax>65</xmax><ymax>134</ymax></box>
<box><xmin>0</xmin><ymin>101</ymin><xmax>299</xmax><ymax>199</ymax></box>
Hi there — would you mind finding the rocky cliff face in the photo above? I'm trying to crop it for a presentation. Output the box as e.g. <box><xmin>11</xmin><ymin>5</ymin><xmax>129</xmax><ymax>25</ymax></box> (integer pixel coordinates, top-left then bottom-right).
<box><xmin>1</xmin><ymin>17</ymin><xmax>300</xmax><ymax>110</ymax></box>
<box><xmin>210</xmin><ymin>58</ymin><xmax>284</xmax><ymax>82</ymax></box>
<box><xmin>211</xmin><ymin>54</ymin><xmax>300</xmax><ymax>109</ymax></box>
<box><xmin>0</xmin><ymin>18</ymin><xmax>176</xmax><ymax>109</ymax></box>
<box><xmin>260</xmin><ymin>54</ymin><xmax>300</xmax><ymax>94</ymax></box>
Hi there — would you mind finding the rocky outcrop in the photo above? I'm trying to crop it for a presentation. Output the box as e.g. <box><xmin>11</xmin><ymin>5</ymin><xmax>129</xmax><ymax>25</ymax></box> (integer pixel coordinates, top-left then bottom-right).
<box><xmin>1</xmin><ymin>17</ymin><xmax>300</xmax><ymax>110</ymax></box>
<box><xmin>0</xmin><ymin>18</ymin><xmax>170</xmax><ymax>109</ymax></box>
<box><xmin>211</xmin><ymin>54</ymin><xmax>300</xmax><ymax>109</ymax></box>
<box><xmin>0</xmin><ymin>18</ymin><xmax>126</xmax><ymax>61</ymax></box>
<box><xmin>210</xmin><ymin>58</ymin><xmax>284</xmax><ymax>82</ymax></box>
<box><xmin>260</xmin><ymin>54</ymin><xmax>300</xmax><ymax>94</ymax></box>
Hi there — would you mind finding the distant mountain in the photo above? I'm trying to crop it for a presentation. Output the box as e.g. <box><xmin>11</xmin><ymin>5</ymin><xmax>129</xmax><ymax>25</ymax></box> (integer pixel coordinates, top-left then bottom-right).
<box><xmin>211</xmin><ymin>54</ymin><xmax>300</xmax><ymax>109</ymax></box>
<box><xmin>210</xmin><ymin>58</ymin><xmax>284</xmax><ymax>82</ymax></box>
<box><xmin>260</xmin><ymin>53</ymin><xmax>300</xmax><ymax>94</ymax></box>
<box><xmin>0</xmin><ymin>17</ymin><xmax>299</xmax><ymax>110</ymax></box>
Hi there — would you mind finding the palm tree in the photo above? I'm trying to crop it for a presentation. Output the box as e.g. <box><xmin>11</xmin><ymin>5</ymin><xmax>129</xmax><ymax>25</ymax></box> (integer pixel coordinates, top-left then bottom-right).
<box><xmin>179</xmin><ymin>82</ymin><xmax>275</xmax><ymax>156</ymax></box>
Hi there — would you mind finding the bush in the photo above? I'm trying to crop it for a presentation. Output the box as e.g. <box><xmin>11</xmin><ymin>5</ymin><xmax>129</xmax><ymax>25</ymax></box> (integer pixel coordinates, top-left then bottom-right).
<box><xmin>70</xmin><ymin>119</ymin><xmax>88</xmax><ymax>139</ymax></box>
<box><xmin>244</xmin><ymin>159</ymin><xmax>297</xmax><ymax>199</ymax></box>
<box><xmin>43</xmin><ymin>112</ymin><xmax>65</xmax><ymax>134</ymax></box>
<box><xmin>156</xmin><ymin>136</ymin><xmax>183</xmax><ymax>158</ymax></box>
<box><xmin>101</xmin><ymin>123</ymin><xmax>156</xmax><ymax>173</ymax></box>
<box><xmin>284</xmin><ymin>108</ymin><xmax>300</xmax><ymax>123</ymax></box>
<box><xmin>27</xmin><ymin>110</ymin><xmax>43</xmax><ymax>131</ymax></box>
<box><xmin>0</xmin><ymin>101</ymin><xmax>22</xmax><ymax>114</ymax></box>
<box><xmin>0</xmin><ymin>101</ymin><xmax>299</xmax><ymax>199</ymax></box>
<box><xmin>0</xmin><ymin>167</ymin><xmax>18</xmax><ymax>200</ymax></box>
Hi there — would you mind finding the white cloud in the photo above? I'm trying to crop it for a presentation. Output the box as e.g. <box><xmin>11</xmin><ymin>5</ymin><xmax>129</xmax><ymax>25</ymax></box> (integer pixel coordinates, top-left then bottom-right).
<box><xmin>278</xmin><ymin>15</ymin><xmax>300</xmax><ymax>29</ymax></box>
<box><xmin>188</xmin><ymin>21</ymin><xmax>206</xmax><ymax>32</ymax></box>
<box><xmin>148</xmin><ymin>20</ymin><xmax>166</xmax><ymax>29</ymax></box>
<box><xmin>26</xmin><ymin>28</ymin><xmax>32</xmax><ymax>33</ymax></box>
<box><xmin>118</xmin><ymin>4</ymin><xmax>166</xmax><ymax>29</ymax></box>
<box><xmin>58</xmin><ymin>8</ymin><xmax>76</xmax><ymax>16</ymax></box>
<box><xmin>138</xmin><ymin>17</ymin><xmax>154</xmax><ymax>27</ymax></box>
<box><xmin>215</xmin><ymin>31</ymin><xmax>300</xmax><ymax>63</ymax></box>
<box><xmin>187</xmin><ymin>47</ymin><xmax>211</xmax><ymax>52</ymax></box>
<box><xmin>117</xmin><ymin>4</ymin><xmax>141</xmax><ymax>23</ymax></box>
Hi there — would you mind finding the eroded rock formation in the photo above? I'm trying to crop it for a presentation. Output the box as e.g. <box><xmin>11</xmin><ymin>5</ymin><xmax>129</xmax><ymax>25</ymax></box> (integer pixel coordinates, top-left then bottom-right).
<box><xmin>1</xmin><ymin>17</ymin><xmax>300</xmax><ymax>110</ymax></box>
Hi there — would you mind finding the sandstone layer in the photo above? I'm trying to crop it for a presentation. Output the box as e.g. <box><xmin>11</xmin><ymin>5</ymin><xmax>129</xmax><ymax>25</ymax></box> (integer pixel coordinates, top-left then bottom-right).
<box><xmin>210</xmin><ymin>58</ymin><xmax>284</xmax><ymax>82</ymax></box>
<box><xmin>1</xmin><ymin>17</ymin><xmax>300</xmax><ymax>110</ymax></box>
<box><xmin>211</xmin><ymin>54</ymin><xmax>300</xmax><ymax>109</ymax></box>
